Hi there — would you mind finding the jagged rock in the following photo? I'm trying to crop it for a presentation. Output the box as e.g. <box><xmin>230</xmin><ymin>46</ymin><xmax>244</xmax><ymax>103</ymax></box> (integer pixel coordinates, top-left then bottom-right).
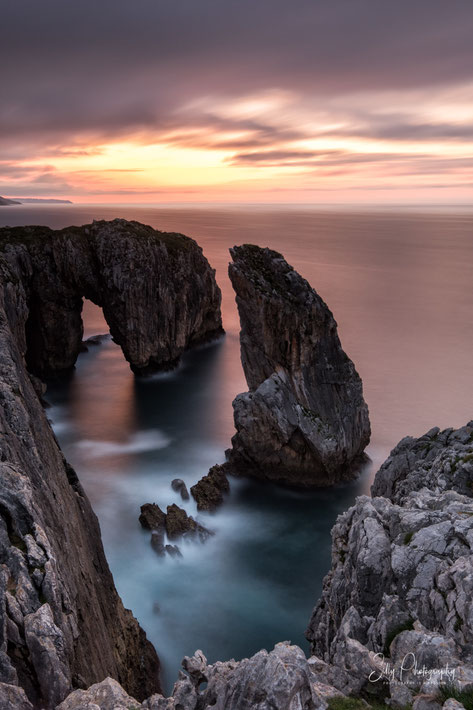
<box><xmin>165</xmin><ymin>505</ymin><xmax>212</xmax><ymax>542</ymax></box>
<box><xmin>226</xmin><ymin>244</ymin><xmax>370</xmax><ymax>486</ymax></box>
<box><xmin>0</xmin><ymin>682</ymin><xmax>33</xmax><ymax>710</ymax></box>
<box><xmin>0</xmin><ymin>219</ymin><xmax>223</xmax><ymax>375</ymax></box>
<box><xmin>0</xmin><ymin>230</ymin><xmax>165</xmax><ymax>705</ymax></box>
<box><xmin>171</xmin><ymin>479</ymin><xmax>190</xmax><ymax>501</ymax></box>
<box><xmin>24</xmin><ymin>604</ymin><xmax>70</xmax><ymax>708</ymax></box>
<box><xmin>371</xmin><ymin>422</ymin><xmax>473</xmax><ymax>504</ymax></box>
<box><xmin>306</xmin><ymin>422</ymin><xmax>473</xmax><ymax>699</ymax></box>
<box><xmin>140</xmin><ymin>504</ymin><xmax>166</xmax><ymax>531</ymax></box>
<box><xmin>190</xmin><ymin>465</ymin><xmax>230</xmax><ymax>511</ymax></box>
<box><xmin>55</xmin><ymin>676</ymin><xmax>139</xmax><ymax>710</ymax></box>
<box><xmin>58</xmin><ymin>643</ymin><xmax>346</xmax><ymax>710</ymax></box>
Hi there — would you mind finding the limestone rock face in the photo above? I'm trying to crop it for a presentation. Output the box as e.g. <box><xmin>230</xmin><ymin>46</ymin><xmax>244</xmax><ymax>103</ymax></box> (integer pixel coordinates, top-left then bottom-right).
<box><xmin>306</xmin><ymin>422</ymin><xmax>473</xmax><ymax>698</ymax></box>
<box><xmin>57</xmin><ymin>644</ymin><xmax>345</xmax><ymax>710</ymax></box>
<box><xmin>0</xmin><ymin>219</ymin><xmax>223</xmax><ymax>375</ymax></box>
<box><xmin>227</xmin><ymin>245</ymin><xmax>370</xmax><ymax>486</ymax></box>
<box><xmin>371</xmin><ymin>422</ymin><xmax>473</xmax><ymax>503</ymax></box>
<box><xmin>0</xmin><ymin>229</ymin><xmax>165</xmax><ymax>706</ymax></box>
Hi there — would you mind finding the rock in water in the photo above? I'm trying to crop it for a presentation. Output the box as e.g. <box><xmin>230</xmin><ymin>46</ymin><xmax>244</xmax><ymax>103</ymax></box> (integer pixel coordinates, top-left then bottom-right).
<box><xmin>190</xmin><ymin>465</ymin><xmax>230</xmax><ymax>511</ymax></box>
<box><xmin>139</xmin><ymin>503</ymin><xmax>166</xmax><ymax>530</ymax></box>
<box><xmin>226</xmin><ymin>245</ymin><xmax>370</xmax><ymax>486</ymax></box>
<box><xmin>171</xmin><ymin>478</ymin><xmax>190</xmax><ymax>501</ymax></box>
<box><xmin>0</xmin><ymin>219</ymin><xmax>223</xmax><ymax>376</ymax></box>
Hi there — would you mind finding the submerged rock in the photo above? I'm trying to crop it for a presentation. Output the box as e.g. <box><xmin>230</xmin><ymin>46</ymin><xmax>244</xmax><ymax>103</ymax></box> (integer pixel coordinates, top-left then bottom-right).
<box><xmin>171</xmin><ymin>478</ymin><xmax>190</xmax><ymax>501</ymax></box>
<box><xmin>190</xmin><ymin>465</ymin><xmax>230</xmax><ymax>511</ymax></box>
<box><xmin>226</xmin><ymin>244</ymin><xmax>370</xmax><ymax>486</ymax></box>
<box><xmin>0</xmin><ymin>219</ymin><xmax>223</xmax><ymax>376</ymax></box>
<box><xmin>150</xmin><ymin>531</ymin><xmax>166</xmax><ymax>556</ymax></box>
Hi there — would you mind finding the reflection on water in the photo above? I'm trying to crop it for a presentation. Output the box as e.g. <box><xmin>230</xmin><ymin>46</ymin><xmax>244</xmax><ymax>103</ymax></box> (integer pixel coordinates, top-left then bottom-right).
<box><xmin>4</xmin><ymin>205</ymin><xmax>472</xmax><ymax>691</ymax></box>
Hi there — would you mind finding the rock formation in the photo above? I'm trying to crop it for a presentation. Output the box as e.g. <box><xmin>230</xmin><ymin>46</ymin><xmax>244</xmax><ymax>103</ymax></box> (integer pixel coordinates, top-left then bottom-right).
<box><xmin>190</xmin><ymin>465</ymin><xmax>230</xmax><ymax>511</ymax></box>
<box><xmin>0</xmin><ymin>196</ymin><xmax>20</xmax><ymax>206</ymax></box>
<box><xmin>0</xmin><ymin>218</ymin><xmax>223</xmax><ymax>375</ymax></box>
<box><xmin>306</xmin><ymin>421</ymin><xmax>473</xmax><ymax>704</ymax></box>
<box><xmin>139</xmin><ymin>503</ymin><xmax>213</xmax><ymax>554</ymax></box>
<box><xmin>171</xmin><ymin>479</ymin><xmax>190</xmax><ymax>501</ymax></box>
<box><xmin>55</xmin><ymin>643</ymin><xmax>345</xmax><ymax>710</ymax></box>
<box><xmin>0</xmin><ymin>229</ymin><xmax>162</xmax><ymax>707</ymax></box>
<box><xmin>225</xmin><ymin>245</ymin><xmax>370</xmax><ymax>486</ymax></box>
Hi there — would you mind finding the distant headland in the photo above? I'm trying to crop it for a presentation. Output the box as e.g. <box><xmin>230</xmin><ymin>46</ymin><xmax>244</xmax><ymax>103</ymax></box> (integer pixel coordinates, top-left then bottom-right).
<box><xmin>2</xmin><ymin>197</ymin><xmax>73</xmax><ymax>204</ymax></box>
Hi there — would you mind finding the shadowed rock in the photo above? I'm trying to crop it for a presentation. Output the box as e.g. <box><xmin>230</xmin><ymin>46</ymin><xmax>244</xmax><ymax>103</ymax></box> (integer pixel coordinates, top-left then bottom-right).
<box><xmin>0</xmin><ymin>227</ymin><xmax>161</xmax><ymax>706</ymax></box>
<box><xmin>0</xmin><ymin>219</ymin><xmax>223</xmax><ymax>376</ymax></box>
<box><xmin>165</xmin><ymin>504</ymin><xmax>212</xmax><ymax>542</ymax></box>
<box><xmin>226</xmin><ymin>244</ymin><xmax>370</xmax><ymax>487</ymax></box>
<box><xmin>139</xmin><ymin>503</ymin><xmax>166</xmax><ymax>530</ymax></box>
<box><xmin>171</xmin><ymin>478</ymin><xmax>190</xmax><ymax>501</ymax></box>
<box><xmin>191</xmin><ymin>465</ymin><xmax>230</xmax><ymax>511</ymax></box>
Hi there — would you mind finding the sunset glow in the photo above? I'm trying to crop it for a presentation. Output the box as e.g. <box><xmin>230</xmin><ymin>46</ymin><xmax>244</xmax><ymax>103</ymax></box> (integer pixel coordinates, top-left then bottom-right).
<box><xmin>1</xmin><ymin>1</ymin><xmax>472</xmax><ymax>204</ymax></box>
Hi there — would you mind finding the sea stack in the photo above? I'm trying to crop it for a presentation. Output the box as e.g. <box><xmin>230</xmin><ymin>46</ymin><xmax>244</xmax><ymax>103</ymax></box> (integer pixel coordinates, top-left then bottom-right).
<box><xmin>226</xmin><ymin>245</ymin><xmax>370</xmax><ymax>486</ymax></box>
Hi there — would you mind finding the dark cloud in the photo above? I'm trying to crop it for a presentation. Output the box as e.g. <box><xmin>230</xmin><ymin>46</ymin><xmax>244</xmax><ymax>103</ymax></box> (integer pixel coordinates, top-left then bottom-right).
<box><xmin>1</xmin><ymin>0</ymin><xmax>472</xmax><ymax>147</ymax></box>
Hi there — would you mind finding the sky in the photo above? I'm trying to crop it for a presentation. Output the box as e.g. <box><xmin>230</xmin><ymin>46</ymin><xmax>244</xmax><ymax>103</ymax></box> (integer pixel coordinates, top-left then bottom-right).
<box><xmin>1</xmin><ymin>0</ymin><xmax>473</xmax><ymax>204</ymax></box>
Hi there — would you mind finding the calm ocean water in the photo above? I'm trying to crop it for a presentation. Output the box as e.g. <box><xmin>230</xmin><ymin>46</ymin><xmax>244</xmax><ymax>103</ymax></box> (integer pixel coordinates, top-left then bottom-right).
<box><xmin>1</xmin><ymin>203</ymin><xmax>472</xmax><ymax>690</ymax></box>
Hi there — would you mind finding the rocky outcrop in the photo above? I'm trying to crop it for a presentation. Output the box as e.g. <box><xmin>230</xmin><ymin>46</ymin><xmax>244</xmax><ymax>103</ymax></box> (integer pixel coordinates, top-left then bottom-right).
<box><xmin>306</xmin><ymin>422</ymin><xmax>473</xmax><ymax>703</ymax></box>
<box><xmin>0</xmin><ymin>218</ymin><xmax>223</xmax><ymax>375</ymax></box>
<box><xmin>190</xmin><ymin>465</ymin><xmax>230</xmax><ymax>511</ymax></box>
<box><xmin>0</xmin><ymin>227</ymin><xmax>179</xmax><ymax>706</ymax></box>
<box><xmin>371</xmin><ymin>422</ymin><xmax>473</xmax><ymax>504</ymax></box>
<box><xmin>139</xmin><ymin>503</ymin><xmax>213</xmax><ymax>556</ymax></box>
<box><xmin>140</xmin><ymin>503</ymin><xmax>167</xmax><ymax>530</ymax></box>
<box><xmin>56</xmin><ymin>643</ymin><xmax>345</xmax><ymax>710</ymax></box>
<box><xmin>226</xmin><ymin>245</ymin><xmax>370</xmax><ymax>486</ymax></box>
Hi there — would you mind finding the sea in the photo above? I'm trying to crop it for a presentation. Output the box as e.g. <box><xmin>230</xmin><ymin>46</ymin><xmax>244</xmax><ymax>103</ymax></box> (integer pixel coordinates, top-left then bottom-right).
<box><xmin>1</xmin><ymin>203</ymin><xmax>472</xmax><ymax>691</ymax></box>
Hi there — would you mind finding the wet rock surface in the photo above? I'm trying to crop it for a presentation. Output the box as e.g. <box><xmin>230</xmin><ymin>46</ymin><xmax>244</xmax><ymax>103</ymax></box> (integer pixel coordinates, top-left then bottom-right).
<box><xmin>226</xmin><ymin>244</ymin><xmax>370</xmax><ymax>486</ymax></box>
<box><xmin>190</xmin><ymin>465</ymin><xmax>230</xmax><ymax>511</ymax></box>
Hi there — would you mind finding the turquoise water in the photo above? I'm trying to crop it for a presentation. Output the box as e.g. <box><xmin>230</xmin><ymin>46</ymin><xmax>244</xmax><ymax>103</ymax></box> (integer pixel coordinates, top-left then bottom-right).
<box><xmin>2</xmin><ymin>204</ymin><xmax>472</xmax><ymax>690</ymax></box>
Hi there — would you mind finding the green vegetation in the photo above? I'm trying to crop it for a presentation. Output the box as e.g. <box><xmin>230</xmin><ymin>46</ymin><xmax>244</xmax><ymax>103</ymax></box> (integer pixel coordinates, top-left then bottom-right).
<box><xmin>437</xmin><ymin>683</ymin><xmax>473</xmax><ymax>710</ymax></box>
<box><xmin>403</xmin><ymin>531</ymin><xmax>414</xmax><ymax>545</ymax></box>
<box><xmin>327</xmin><ymin>697</ymin><xmax>369</xmax><ymax>710</ymax></box>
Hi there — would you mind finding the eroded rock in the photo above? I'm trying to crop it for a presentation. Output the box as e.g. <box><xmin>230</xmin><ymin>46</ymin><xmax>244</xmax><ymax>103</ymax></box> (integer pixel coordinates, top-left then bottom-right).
<box><xmin>226</xmin><ymin>244</ymin><xmax>370</xmax><ymax>486</ymax></box>
<box><xmin>190</xmin><ymin>465</ymin><xmax>230</xmax><ymax>511</ymax></box>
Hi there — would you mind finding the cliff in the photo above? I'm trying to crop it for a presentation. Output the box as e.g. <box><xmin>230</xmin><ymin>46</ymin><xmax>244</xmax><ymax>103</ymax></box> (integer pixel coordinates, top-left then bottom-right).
<box><xmin>0</xmin><ymin>219</ymin><xmax>223</xmax><ymax>708</ymax></box>
<box><xmin>306</xmin><ymin>422</ymin><xmax>473</xmax><ymax>705</ymax></box>
<box><xmin>0</xmin><ymin>218</ymin><xmax>223</xmax><ymax>375</ymax></box>
<box><xmin>225</xmin><ymin>245</ymin><xmax>370</xmax><ymax>486</ymax></box>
